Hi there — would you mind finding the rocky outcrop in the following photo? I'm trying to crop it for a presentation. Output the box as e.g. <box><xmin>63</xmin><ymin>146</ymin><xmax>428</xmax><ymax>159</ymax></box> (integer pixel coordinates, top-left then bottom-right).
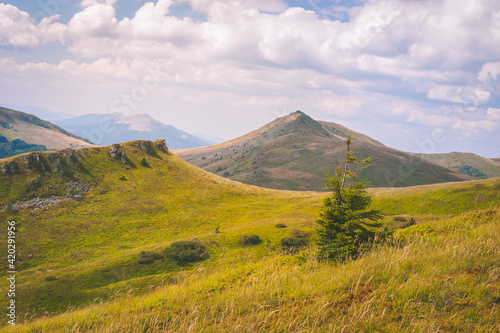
<box><xmin>19</xmin><ymin>153</ymin><xmax>49</xmax><ymax>172</ymax></box>
<box><xmin>109</xmin><ymin>144</ymin><xmax>127</xmax><ymax>163</ymax></box>
<box><xmin>135</xmin><ymin>141</ymin><xmax>155</xmax><ymax>154</ymax></box>
<box><xmin>6</xmin><ymin>196</ymin><xmax>71</xmax><ymax>211</ymax></box>
<box><xmin>0</xmin><ymin>161</ymin><xmax>18</xmax><ymax>175</ymax></box>
<box><xmin>62</xmin><ymin>149</ymin><xmax>81</xmax><ymax>167</ymax></box>
<box><xmin>65</xmin><ymin>180</ymin><xmax>88</xmax><ymax>196</ymax></box>
<box><xmin>3</xmin><ymin>180</ymin><xmax>89</xmax><ymax>211</ymax></box>
<box><xmin>154</xmin><ymin>139</ymin><xmax>168</xmax><ymax>152</ymax></box>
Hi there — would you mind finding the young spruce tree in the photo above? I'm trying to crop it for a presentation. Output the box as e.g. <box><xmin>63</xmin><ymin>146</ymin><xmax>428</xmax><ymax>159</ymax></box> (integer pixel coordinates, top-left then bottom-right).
<box><xmin>316</xmin><ymin>133</ymin><xmax>383</xmax><ymax>260</ymax></box>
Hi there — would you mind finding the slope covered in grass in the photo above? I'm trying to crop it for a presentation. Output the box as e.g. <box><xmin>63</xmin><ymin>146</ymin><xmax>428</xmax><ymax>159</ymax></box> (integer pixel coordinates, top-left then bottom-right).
<box><xmin>174</xmin><ymin>111</ymin><xmax>472</xmax><ymax>190</ymax></box>
<box><xmin>0</xmin><ymin>141</ymin><xmax>499</xmax><ymax>332</ymax></box>
<box><xmin>0</xmin><ymin>107</ymin><xmax>93</xmax><ymax>151</ymax></box>
<box><xmin>6</xmin><ymin>206</ymin><xmax>500</xmax><ymax>332</ymax></box>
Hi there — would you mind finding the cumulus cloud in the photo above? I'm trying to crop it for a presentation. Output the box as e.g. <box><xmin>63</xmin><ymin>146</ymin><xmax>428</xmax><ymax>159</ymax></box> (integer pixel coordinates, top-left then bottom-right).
<box><xmin>0</xmin><ymin>4</ymin><xmax>39</xmax><ymax>47</ymax></box>
<box><xmin>1</xmin><ymin>0</ymin><xmax>500</xmax><ymax>155</ymax></box>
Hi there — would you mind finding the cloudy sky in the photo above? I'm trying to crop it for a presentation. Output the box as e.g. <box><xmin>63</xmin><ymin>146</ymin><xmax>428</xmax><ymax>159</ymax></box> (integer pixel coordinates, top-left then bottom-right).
<box><xmin>0</xmin><ymin>0</ymin><xmax>499</xmax><ymax>157</ymax></box>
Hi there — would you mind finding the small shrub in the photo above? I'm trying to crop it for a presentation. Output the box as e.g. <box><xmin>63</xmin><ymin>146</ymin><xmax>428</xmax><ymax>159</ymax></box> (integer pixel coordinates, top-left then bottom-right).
<box><xmin>291</xmin><ymin>229</ymin><xmax>309</xmax><ymax>238</ymax></box>
<box><xmin>241</xmin><ymin>234</ymin><xmax>262</xmax><ymax>245</ymax></box>
<box><xmin>164</xmin><ymin>241</ymin><xmax>208</xmax><ymax>263</ymax></box>
<box><xmin>137</xmin><ymin>251</ymin><xmax>163</xmax><ymax>264</ymax></box>
<box><xmin>280</xmin><ymin>237</ymin><xmax>307</xmax><ymax>253</ymax></box>
<box><xmin>139</xmin><ymin>157</ymin><xmax>149</xmax><ymax>167</ymax></box>
<box><xmin>393</xmin><ymin>216</ymin><xmax>407</xmax><ymax>222</ymax></box>
<box><xmin>119</xmin><ymin>176</ymin><xmax>127</xmax><ymax>181</ymax></box>
<box><xmin>68</xmin><ymin>189</ymin><xmax>82</xmax><ymax>196</ymax></box>
<box><xmin>45</xmin><ymin>276</ymin><xmax>57</xmax><ymax>282</ymax></box>
<box><xmin>275</xmin><ymin>223</ymin><xmax>287</xmax><ymax>228</ymax></box>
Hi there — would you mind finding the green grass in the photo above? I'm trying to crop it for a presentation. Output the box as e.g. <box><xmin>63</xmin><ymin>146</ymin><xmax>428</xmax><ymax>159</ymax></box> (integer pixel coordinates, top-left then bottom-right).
<box><xmin>1</xmin><ymin>140</ymin><xmax>499</xmax><ymax>332</ymax></box>
<box><xmin>4</xmin><ymin>206</ymin><xmax>500</xmax><ymax>332</ymax></box>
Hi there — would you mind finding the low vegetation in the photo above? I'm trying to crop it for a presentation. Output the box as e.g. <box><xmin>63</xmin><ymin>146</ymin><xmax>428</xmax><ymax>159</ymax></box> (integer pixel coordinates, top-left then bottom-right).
<box><xmin>0</xmin><ymin>140</ymin><xmax>498</xmax><ymax>332</ymax></box>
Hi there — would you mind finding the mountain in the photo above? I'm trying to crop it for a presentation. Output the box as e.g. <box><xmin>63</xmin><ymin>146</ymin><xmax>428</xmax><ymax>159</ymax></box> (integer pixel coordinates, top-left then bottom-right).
<box><xmin>174</xmin><ymin>111</ymin><xmax>473</xmax><ymax>190</ymax></box>
<box><xmin>0</xmin><ymin>107</ymin><xmax>94</xmax><ymax>158</ymax></box>
<box><xmin>411</xmin><ymin>152</ymin><xmax>500</xmax><ymax>179</ymax></box>
<box><xmin>54</xmin><ymin>113</ymin><xmax>211</xmax><ymax>149</ymax></box>
<box><xmin>0</xmin><ymin>104</ymin><xmax>72</xmax><ymax>122</ymax></box>
<box><xmin>1</xmin><ymin>140</ymin><xmax>499</xmax><ymax>331</ymax></box>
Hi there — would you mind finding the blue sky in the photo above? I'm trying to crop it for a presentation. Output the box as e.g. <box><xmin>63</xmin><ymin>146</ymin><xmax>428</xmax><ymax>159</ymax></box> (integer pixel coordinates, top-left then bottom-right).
<box><xmin>0</xmin><ymin>0</ymin><xmax>499</xmax><ymax>157</ymax></box>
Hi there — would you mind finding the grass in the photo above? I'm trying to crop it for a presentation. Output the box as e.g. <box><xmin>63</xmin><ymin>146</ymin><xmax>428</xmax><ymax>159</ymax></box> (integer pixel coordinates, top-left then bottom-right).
<box><xmin>0</xmin><ymin>140</ymin><xmax>499</xmax><ymax>331</ymax></box>
<box><xmin>4</xmin><ymin>206</ymin><xmax>500</xmax><ymax>332</ymax></box>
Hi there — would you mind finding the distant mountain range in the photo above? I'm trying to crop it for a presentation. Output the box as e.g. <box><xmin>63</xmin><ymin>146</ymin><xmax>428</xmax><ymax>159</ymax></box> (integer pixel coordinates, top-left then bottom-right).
<box><xmin>54</xmin><ymin>113</ymin><xmax>211</xmax><ymax>149</ymax></box>
<box><xmin>174</xmin><ymin>111</ymin><xmax>500</xmax><ymax>190</ymax></box>
<box><xmin>0</xmin><ymin>107</ymin><xmax>94</xmax><ymax>158</ymax></box>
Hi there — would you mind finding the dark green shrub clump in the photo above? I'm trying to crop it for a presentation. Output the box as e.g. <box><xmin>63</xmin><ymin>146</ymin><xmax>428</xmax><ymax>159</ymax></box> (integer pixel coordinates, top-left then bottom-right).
<box><xmin>393</xmin><ymin>216</ymin><xmax>407</xmax><ymax>222</ymax></box>
<box><xmin>164</xmin><ymin>241</ymin><xmax>208</xmax><ymax>263</ymax></box>
<box><xmin>280</xmin><ymin>237</ymin><xmax>307</xmax><ymax>253</ymax></box>
<box><xmin>275</xmin><ymin>223</ymin><xmax>287</xmax><ymax>228</ymax></box>
<box><xmin>291</xmin><ymin>229</ymin><xmax>309</xmax><ymax>238</ymax></box>
<box><xmin>45</xmin><ymin>276</ymin><xmax>57</xmax><ymax>282</ymax></box>
<box><xmin>241</xmin><ymin>234</ymin><xmax>262</xmax><ymax>245</ymax></box>
<box><xmin>137</xmin><ymin>251</ymin><xmax>163</xmax><ymax>264</ymax></box>
<box><xmin>139</xmin><ymin>157</ymin><xmax>149</xmax><ymax>167</ymax></box>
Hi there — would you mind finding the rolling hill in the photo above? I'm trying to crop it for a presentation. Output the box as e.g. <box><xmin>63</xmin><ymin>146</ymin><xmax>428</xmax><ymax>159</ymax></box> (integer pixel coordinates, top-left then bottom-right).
<box><xmin>0</xmin><ymin>107</ymin><xmax>94</xmax><ymax>159</ymax></box>
<box><xmin>411</xmin><ymin>151</ymin><xmax>500</xmax><ymax>179</ymax></box>
<box><xmin>174</xmin><ymin>111</ymin><xmax>473</xmax><ymax>190</ymax></box>
<box><xmin>0</xmin><ymin>140</ymin><xmax>499</xmax><ymax>332</ymax></box>
<box><xmin>54</xmin><ymin>113</ymin><xmax>211</xmax><ymax>149</ymax></box>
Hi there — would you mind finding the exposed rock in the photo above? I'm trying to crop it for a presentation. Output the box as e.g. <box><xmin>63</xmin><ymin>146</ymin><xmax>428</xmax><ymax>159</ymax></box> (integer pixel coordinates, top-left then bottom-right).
<box><xmin>110</xmin><ymin>144</ymin><xmax>127</xmax><ymax>163</ymax></box>
<box><xmin>135</xmin><ymin>141</ymin><xmax>155</xmax><ymax>154</ymax></box>
<box><xmin>19</xmin><ymin>153</ymin><xmax>49</xmax><ymax>172</ymax></box>
<box><xmin>27</xmin><ymin>179</ymin><xmax>40</xmax><ymax>191</ymax></box>
<box><xmin>1</xmin><ymin>161</ymin><xmax>19</xmax><ymax>175</ymax></box>
<box><xmin>248</xmin><ymin>168</ymin><xmax>264</xmax><ymax>181</ymax></box>
<box><xmin>62</xmin><ymin>149</ymin><xmax>81</xmax><ymax>167</ymax></box>
<box><xmin>65</xmin><ymin>180</ymin><xmax>88</xmax><ymax>197</ymax></box>
<box><xmin>154</xmin><ymin>139</ymin><xmax>168</xmax><ymax>152</ymax></box>
<box><xmin>6</xmin><ymin>196</ymin><xmax>71</xmax><ymax>211</ymax></box>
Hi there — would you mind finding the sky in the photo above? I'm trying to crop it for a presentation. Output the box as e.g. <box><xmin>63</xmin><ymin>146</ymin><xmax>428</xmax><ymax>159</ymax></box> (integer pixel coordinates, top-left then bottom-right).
<box><xmin>0</xmin><ymin>0</ymin><xmax>499</xmax><ymax>157</ymax></box>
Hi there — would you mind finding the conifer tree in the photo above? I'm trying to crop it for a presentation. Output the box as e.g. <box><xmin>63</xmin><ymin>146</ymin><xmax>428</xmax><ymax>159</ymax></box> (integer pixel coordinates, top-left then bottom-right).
<box><xmin>316</xmin><ymin>133</ymin><xmax>383</xmax><ymax>260</ymax></box>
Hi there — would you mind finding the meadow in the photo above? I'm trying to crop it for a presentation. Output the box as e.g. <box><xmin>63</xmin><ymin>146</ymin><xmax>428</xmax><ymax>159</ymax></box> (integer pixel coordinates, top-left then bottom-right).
<box><xmin>0</xmin><ymin>141</ymin><xmax>499</xmax><ymax>332</ymax></box>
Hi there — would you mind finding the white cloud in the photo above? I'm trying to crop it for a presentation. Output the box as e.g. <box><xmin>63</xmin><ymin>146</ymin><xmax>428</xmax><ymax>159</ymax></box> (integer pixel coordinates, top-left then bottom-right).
<box><xmin>0</xmin><ymin>4</ymin><xmax>38</xmax><ymax>47</ymax></box>
<box><xmin>1</xmin><ymin>0</ymin><xmax>500</xmax><ymax>156</ymax></box>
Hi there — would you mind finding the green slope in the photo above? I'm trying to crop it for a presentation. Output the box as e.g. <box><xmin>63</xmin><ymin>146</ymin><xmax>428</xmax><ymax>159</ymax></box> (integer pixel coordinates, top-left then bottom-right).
<box><xmin>0</xmin><ymin>140</ymin><xmax>499</xmax><ymax>331</ymax></box>
<box><xmin>412</xmin><ymin>151</ymin><xmax>500</xmax><ymax>179</ymax></box>
<box><xmin>174</xmin><ymin>111</ymin><xmax>471</xmax><ymax>190</ymax></box>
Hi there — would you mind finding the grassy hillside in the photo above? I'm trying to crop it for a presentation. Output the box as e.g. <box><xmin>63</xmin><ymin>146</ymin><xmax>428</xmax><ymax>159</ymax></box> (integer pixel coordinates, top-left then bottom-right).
<box><xmin>0</xmin><ymin>141</ymin><xmax>499</xmax><ymax>331</ymax></box>
<box><xmin>7</xmin><ymin>206</ymin><xmax>500</xmax><ymax>332</ymax></box>
<box><xmin>174</xmin><ymin>111</ymin><xmax>471</xmax><ymax>190</ymax></box>
<box><xmin>412</xmin><ymin>151</ymin><xmax>500</xmax><ymax>179</ymax></box>
<box><xmin>0</xmin><ymin>107</ymin><xmax>94</xmax><ymax>152</ymax></box>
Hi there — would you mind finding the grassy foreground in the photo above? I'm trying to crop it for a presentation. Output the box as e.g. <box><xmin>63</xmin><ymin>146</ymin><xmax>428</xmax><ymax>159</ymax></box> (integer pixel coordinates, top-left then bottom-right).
<box><xmin>5</xmin><ymin>206</ymin><xmax>500</xmax><ymax>332</ymax></box>
<box><xmin>0</xmin><ymin>141</ymin><xmax>499</xmax><ymax>332</ymax></box>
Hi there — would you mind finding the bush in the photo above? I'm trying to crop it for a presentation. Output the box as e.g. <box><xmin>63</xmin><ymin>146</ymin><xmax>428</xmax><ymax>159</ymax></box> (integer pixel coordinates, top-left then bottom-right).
<box><xmin>139</xmin><ymin>157</ymin><xmax>149</xmax><ymax>167</ymax></box>
<box><xmin>137</xmin><ymin>251</ymin><xmax>163</xmax><ymax>264</ymax></box>
<box><xmin>291</xmin><ymin>229</ymin><xmax>309</xmax><ymax>238</ymax></box>
<box><xmin>393</xmin><ymin>216</ymin><xmax>407</xmax><ymax>222</ymax></box>
<box><xmin>280</xmin><ymin>237</ymin><xmax>307</xmax><ymax>253</ymax></box>
<box><xmin>164</xmin><ymin>241</ymin><xmax>208</xmax><ymax>263</ymax></box>
<box><xmin>45</xmin><ymin>276</ymin><xmax>57</xmax><ymax>282</ymax></box>
<box><xmin>240</xmin><ymin>234</ymin><xmax>262</xmax><ymax>245</ymax></box>
<box><xmin>275</xmin><ymin>223</ymin><xmax>287</xmax><ymax>228</ymax></box>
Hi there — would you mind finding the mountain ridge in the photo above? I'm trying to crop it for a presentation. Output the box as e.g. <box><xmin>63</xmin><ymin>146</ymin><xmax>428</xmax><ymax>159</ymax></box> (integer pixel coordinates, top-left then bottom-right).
<box><xmin>0</xmin><ymin>107</ymin><xmax>95</xmax><ymax>158</ymax></box>
<box><xmin>174</xmin><ymin>111</ymin><xmax>476</xmax><ymax>190</ymax></box>
<box><xmin>54</xmin><ymin>112</ymin><xmax>211</xmax><ymax>149</ymax></box>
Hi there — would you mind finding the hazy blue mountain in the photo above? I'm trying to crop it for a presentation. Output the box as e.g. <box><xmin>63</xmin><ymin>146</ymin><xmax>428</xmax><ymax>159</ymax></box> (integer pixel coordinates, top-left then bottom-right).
<box><xmin>54</xmin><ymin>113</ymin><xmax>211</xmax><ymax>149</ymax></box>
<box><xmin>0</xmin><ymin>104</ymin><xmax>72</xmax><ymax>122</ymax></box>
